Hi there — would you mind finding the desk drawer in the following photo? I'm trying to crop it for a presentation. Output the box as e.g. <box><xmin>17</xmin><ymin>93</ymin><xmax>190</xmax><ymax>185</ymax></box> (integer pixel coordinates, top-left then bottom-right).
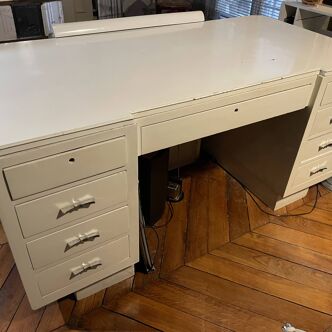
<box><xmin>37</xmin><ymin>235</ymin><xmax>130</xmax><ymax>296</ymax></box>
<box><xmin>141</xmin><ymin>85</ymin><xmax>312</xmax><ymax>154</ymax></box>
<box><xmin>309</xmin><ymin>107</ymin><xmax>332</xmax><ymax>137</ymax></box>
<box><xmin>16</xmin><ymin>172</ymin><xmax>128</xmax><ymax>238</ymax></box>
<box><xmin>292</xmin><ymin>156</ymin><xmax>332</xmax><ymax>190</ymax></box>
<box><xmin>27</xmin><ymin>206</ymin><xmax>129</xmax><ymax>269</ymax></box>
<box><xmin>4</xmin><ymin>138</ymin><xmax>127</xmax><ymax>200</ymax></box>
<box><xmin>321</xmin><ymin>82</ymin><xmax>332</xmax><ymax>107</ymax></box>
<box><xmin>299</xmin><ymin>132</ymin><xmax>332</xmax><ymax>163</ymax></box>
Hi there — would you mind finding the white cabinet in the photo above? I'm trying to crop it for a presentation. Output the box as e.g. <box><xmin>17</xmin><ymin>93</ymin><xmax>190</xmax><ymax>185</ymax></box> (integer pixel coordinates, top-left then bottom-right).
<box><xmin>0</xmin><ymin>6</ymin><xmax>16</xmax><ymax>42</ymax></box>
<box><xmin>0</xmin><ymin>124</ymin><xmax>139</xmax><ymax>309</ymax></box>
<box><xmin>279</xmin><ymin>1</ymin><xmax>332</xmax><ymax>37</ymax></box>
<box><xmin>41</xmin><ymin>1</ymin><xmax>64</xmax><ymax>36</ymax></box>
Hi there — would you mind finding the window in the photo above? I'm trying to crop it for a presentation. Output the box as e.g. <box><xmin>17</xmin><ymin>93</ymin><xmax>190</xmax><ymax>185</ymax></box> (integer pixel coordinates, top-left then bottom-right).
<box><xmin>215</xmin><ymin>0</ymin><xmax>282</xmax><ymax>19</ymax></box>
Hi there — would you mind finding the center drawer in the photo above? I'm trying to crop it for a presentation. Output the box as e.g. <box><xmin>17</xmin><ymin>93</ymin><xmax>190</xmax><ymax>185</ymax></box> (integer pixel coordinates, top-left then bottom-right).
<box><xmin>141</xmin><ymin>84</ymin><xmax>313</xmax><ymax>154</ymax></box>
<box><xmin>4</xmin><ymin>137</ymin><xmax>127</xmax><ymax>200</ymax></box>
<box><xmin>16</xmin><ymin>172</ymin><xmax>128</xmax><ymax>238</ymax></box>
<box><xmin>27</xmin><ymin>206</ymin><xmax>129</xmax><ymax>270</ymax></box>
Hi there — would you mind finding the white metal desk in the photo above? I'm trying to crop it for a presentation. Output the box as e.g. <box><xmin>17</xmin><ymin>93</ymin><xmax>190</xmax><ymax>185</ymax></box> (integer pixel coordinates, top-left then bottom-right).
<box><xmin>0</xmin><ymin>15</ymin><xmax>332</xmax><ymax>309</ymax></box>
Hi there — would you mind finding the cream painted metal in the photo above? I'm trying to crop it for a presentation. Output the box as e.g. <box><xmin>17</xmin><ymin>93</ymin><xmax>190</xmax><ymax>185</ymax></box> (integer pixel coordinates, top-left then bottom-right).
<box><xmin>52</xmin><ymin>11</ymin><xmax>205</xmax><ymax>38</ymax></box>
<box><xmin>140</xmin><ymin>81</ymin><xmax>314</xmax><ymax>154</ymax></box>
<box><xmin>1</xmin><ymin>15</ymin><xmax>332</xmax><ymax>309</ymax></box>
<box><xmin>1</xmin><ymin>16</ymin><xmax>332</xmax><ymax>151</ymax></box>
<box><xmin>37</xmin><ymin>235</ymin><xmax>130</xmax><ymax>295</ymax></box>
<box><xmin>4</xmin><ymin>137</ymin><xmax>127</xmax><ymax>200</ymax></box>
<box><xmin>16</xmin><ymin>173</ymin><xmax>128</xmax><ymax>238</ymax></box>
<box><xmin>27</xmin><ymin>206</ymin><xmax>130</xmax><ymax>269</ymax></box>
<box><xmin>0</xmin><ymin>124</ymin><xmax>139</xmax><ymax>309</ymax></box>
<box><xmin>285</xmin><ymin>73</ymin><xmax>332</xmax><ymax>195</ymax></box>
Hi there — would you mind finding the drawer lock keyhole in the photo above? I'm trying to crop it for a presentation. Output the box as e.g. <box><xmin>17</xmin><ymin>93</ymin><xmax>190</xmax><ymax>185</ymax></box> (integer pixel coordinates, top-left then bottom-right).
<box><xmin>69</xmin><ymin>158</ymin><xmax>75</xmax><ymax>164</ymax></box>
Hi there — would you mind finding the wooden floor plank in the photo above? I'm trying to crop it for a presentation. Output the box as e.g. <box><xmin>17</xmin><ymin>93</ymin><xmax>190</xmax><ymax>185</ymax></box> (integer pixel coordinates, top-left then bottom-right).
<box><xmin>208</xmin><ymin>173</ymin><xmax>229</xmax><ymax>251</ymax></box>
<box><xmin>185</xmin><ymin>176</ymin><xmax>209</xmax><ymax>262</ymax></box>
<box><xmin>136</xmin><ymin>279</ymin><xmax>282</xmax><ymax>332</ymax></box>
<box><xmin>269</xmin><ymin>215</ymin><xmax>332</xmax><ymax>240</ymax></box>
<box><xmin>75</xmin><ymin>307</ymin><xmax>158</xmax><ymax>331</ymax></box>
<box><xmin>103</xmin><ymin>277</ymin><xmax>133</xmax><ymax>308</ymax></box>
<box><xmin>69</xmin><ymin>289</ymin><xmax>106</xmax><ymax>327</ymax></box>
<box><xmin>254</xmin><ymin>223</ymin><xmax>332</xmax><ymax>257</ymax></box>
<box><xmin>228</xmin><ymin>177</ymin><xmax>250</xmax><ymax>240</ymax></box>
<box><xmin>7</xmin><ymin>295</ymin><xmax>44</xmax><ymax>332</ymax></box>
<box><xmin>160</xmin><ymin>177</ymin><xmax>191</xmax><ymax>275</ymax></box>
<box><xmin>212</xmin><ymin>243</ymin><xmax>332</xmax><ymax>293</ymax></box>
<box><xmin>284</xmin><ymin>204</ymin><xmax>332</xmax><ymax>226</ymax></box>
<box><xmin>36</xmin><ymin>302</ymin><xmax>67</xmax><ymax>332</ymax></box>
<box><xmin>57</xmin><ymin>297</ymin><xmax>76</xmax><ymax>325</ymax></box>
<box><xmin>0</xmin><ymin>223</ymin><xmax>7</xmax><ymax>245</ymax></box>
<box><xmin>111</xmin><ymin>292</ymin><xmax>229</xmax><ymax>332</ymax></box>
<box><xmin>52</xmin><ymin>326</ymin><xmax>83</xmax><ymax>332</ymax></box>
<box><xmin>0</xmin><ymin>266</ymin><xmax>25</xmax><ymax>332</ymax></box>
<box><xmin>235</xmin><ymin>232</ymin><xmax>332</xmax><ymax>274</ymax></box>
<box><xmin>306</xmin><ymin>191</ymin><xmax>332</xmax><ymax>212</ymax></box>
<box><xmin>188</xmin><ymin>254</ymin><xmax>332</xmax><ymax>315</ymax></box>
<box><xmin>246</xmin><ymin>193</ymin><xmax>269</xmax><ymax>231</ymax></box>
<box><xmin>0</xmin><ymin>244</ymin><xmax>14</xmax><ymax>289</ymax></box>
<box><xmin>166</xmin><ymin>266</ymin><xmax>332</xmax><ymax>332</ymax></box>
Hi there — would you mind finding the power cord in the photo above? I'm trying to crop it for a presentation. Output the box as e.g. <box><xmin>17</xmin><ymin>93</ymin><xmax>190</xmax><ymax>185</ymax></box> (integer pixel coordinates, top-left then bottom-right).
<box><xmin>244</xmin><ymin>183</ymin><xmax>319</xmax><ymax>218</ymax></box>
<box><xmin>211</xmin><ymin>158</ymin><xmax>319</xmax><ymax>218</ymax></box>
<box><xmin>144</xmin><ymin>201</ymin><xmax>174</xmax><ymax>267</ymax></box>
<box><xmin>152</xmin><ymin>201</ymin><xmax>174</xmax><ymax>229</ymax></box>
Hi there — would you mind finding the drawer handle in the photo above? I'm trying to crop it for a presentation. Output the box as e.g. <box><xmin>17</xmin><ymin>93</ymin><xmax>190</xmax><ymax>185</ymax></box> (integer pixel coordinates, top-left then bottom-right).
<box><xmin>310</xmin><ymin>166</ymin><xmax>327</xmax><ymax>176</ymax></box>
<box><xmin>319</xmin><ymin>140</ymin><xmax>332</xmax><ymax>151</ymax></box>
<box><xmin>65</xmin><ymin>229</ymin><xmax>100</xmax><ymax>250</ymax></box>
<box><xmin>58</xmin><ymin>194</ymin><xmax>96</xmax><ymax>215</ymax></box>
<box><xmin>70</xmin><ymin>257</ymin><xmax>102</xmax><ymax>278</ymax></box>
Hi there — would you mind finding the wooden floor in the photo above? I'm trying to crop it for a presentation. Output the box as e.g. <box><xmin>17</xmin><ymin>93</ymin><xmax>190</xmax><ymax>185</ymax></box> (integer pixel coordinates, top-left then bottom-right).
<box><xmin>2</xmin><ymin>162</ymin><xmax>332</xmax><ymax>331</ymax></box>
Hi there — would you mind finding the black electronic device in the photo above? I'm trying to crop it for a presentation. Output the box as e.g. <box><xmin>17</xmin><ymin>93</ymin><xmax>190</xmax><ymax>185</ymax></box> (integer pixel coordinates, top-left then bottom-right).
<box><xmin>12</xmin><ymin>4</ymin><xmax>44</xmax><ymax>39</ymax></box>
<box><xmin>138</xmin><ymin>149</ymin><xmax>169</xmax><ymax>226</ymax></box>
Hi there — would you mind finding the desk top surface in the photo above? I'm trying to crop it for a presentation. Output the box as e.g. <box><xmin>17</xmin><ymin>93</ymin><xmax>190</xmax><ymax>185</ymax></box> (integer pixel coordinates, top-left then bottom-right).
<box><xmin>1</xmin><ymin>15</ymin><xmax>332</xmax><ymax>150</ymax></box>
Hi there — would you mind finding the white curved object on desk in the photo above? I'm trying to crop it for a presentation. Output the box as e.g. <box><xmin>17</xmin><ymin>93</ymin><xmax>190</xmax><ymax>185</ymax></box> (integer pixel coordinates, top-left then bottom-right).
<box><xmin>52</xmin><ymin>11</ymin><xmax>205</xmax><ymax>38</ymax></box>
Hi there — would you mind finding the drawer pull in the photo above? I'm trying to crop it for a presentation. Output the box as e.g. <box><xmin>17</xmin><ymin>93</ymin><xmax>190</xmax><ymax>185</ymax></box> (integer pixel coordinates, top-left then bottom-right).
<box><xmin>310</xmin><ymin>165</ymin><xmax>327</xmax><ymax>176</ymax></box>
<box><xmin>319</xmin><ymin>140</ymin><xmax>332</xmax><ymax>151</ymax></box>
<box><xmin>65</xmin><ymin>229</ymin><xmax>100</xmax><ymax>250</ymax></box>
<box><xmin>70</xmin><ymin>257</ymin><xmax>102</xmax><ymax>278</ymax></box>
<box><xmin>58</xmin><ymin>194</ymin><xmax>96</xmax><ymax>215</ymax></box>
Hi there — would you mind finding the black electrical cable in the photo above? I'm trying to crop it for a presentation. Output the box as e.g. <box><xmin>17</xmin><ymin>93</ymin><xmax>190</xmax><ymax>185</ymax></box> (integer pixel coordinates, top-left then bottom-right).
<box><xmin>211</xmin><ymin>158</ymin><xmax>320</xmax><ymax>218</ymax></box>
<box><xmin>144</xmin><ymin>226</ymin><xmax>160</xmax><ymax>267</ymax></box>
<box><xmin>152</xmin><ymin>201</ymin><xmax>174</xmax><ymax>229</ymax></box>
<box><xmin>244</xmin><ymin>183</ymin><xmax>319</xmax><ymax>217</ymax></box>
<box><xmin>143</xmin><ymin>201</ymin><xmax>175</xmax><ymax>269</ymax></box>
